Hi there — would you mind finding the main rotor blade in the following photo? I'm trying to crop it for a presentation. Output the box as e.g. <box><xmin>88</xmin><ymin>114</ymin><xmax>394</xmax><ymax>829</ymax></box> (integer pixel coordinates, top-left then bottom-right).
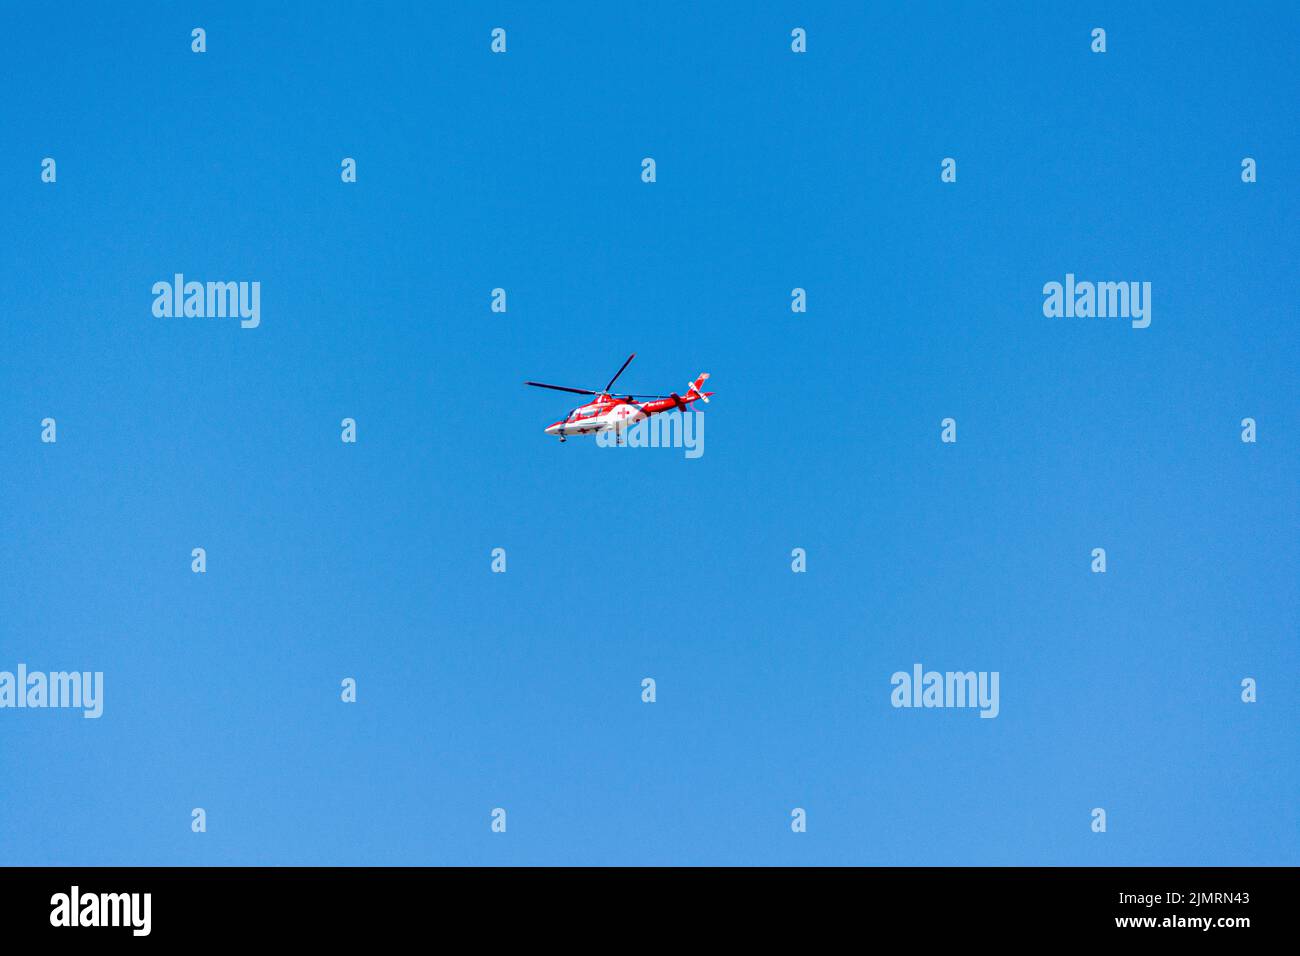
<box><xmin>604</xmin><ymin>353</ymin><xmax>636</xmax><ymax>392</ymax></box>
<box><xmin>524</xmin><ymin>381</ymin><xmax>597</xmax><ymax>396</ymax></box>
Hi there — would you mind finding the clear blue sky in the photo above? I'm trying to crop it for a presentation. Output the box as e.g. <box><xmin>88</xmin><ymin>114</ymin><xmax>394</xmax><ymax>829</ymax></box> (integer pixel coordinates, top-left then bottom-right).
<box><xmin>2</xmin><ymin>2</ymin><xmax>1296</xmax><ymax>866</ymax></box>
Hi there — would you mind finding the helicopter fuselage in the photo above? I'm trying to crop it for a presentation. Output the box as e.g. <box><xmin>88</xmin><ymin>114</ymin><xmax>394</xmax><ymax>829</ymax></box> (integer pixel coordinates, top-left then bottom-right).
<box><xmin>525</xmin><ymin>356</ymin><xmax>712</xmax><ymax>441</ymax></box>
<box><xmin>545</xmin><ymin>396</ymin><xmax>665</xmax><ymax>438</ymax></box>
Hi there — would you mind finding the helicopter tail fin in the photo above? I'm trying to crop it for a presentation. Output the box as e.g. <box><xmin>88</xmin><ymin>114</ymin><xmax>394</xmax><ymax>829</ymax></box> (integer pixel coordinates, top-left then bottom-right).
<box><xmin>686</xmin><ymin>373</ymin><xmax>711</xmax><ymax>404</ymax></box>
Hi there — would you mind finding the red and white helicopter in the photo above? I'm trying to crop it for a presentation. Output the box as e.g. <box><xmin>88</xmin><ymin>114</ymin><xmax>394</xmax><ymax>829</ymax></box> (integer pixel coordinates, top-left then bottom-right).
<box><xmin>525</xmin><ymin>353</ymin><xmax>713</xmax><ymax>442</ymax></box>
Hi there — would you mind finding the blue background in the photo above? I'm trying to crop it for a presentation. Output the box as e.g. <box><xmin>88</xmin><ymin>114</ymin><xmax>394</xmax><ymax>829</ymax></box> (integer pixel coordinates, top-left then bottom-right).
<box><xmin>2</xmin><ymin>2</ymin><xmax>1296</xmax><ymax>865</ymax></box>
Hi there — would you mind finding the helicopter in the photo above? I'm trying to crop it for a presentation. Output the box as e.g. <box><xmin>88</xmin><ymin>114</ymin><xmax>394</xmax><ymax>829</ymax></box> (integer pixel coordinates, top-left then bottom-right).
<box><xmin>524</xmin><ymin>353</ymin><xmax>713</xmax><ymax>442</ymax></box>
